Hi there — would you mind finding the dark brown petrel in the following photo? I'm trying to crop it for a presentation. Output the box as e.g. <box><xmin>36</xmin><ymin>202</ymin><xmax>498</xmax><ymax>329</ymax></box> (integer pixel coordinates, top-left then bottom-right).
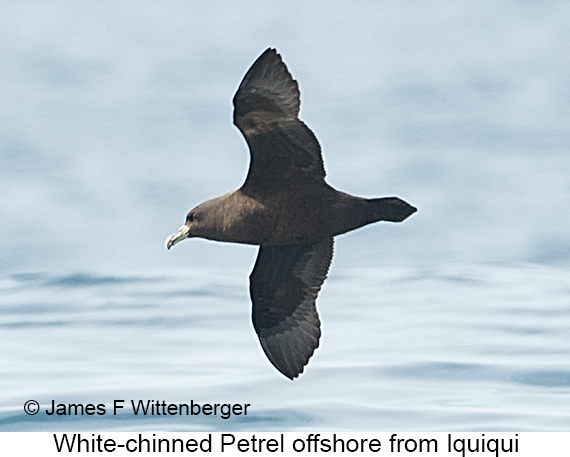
<box><xmin>166</xmin><ymin>48</ymin><xmax>416</xmax><ymax>379</ymax></box>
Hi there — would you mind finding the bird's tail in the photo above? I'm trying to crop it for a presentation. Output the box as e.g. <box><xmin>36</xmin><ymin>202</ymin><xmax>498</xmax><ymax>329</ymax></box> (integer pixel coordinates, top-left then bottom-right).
<box><xmin>367</xmin><ymin>197</ymin><xmax>417</xmax><ymax>223</ymax></box>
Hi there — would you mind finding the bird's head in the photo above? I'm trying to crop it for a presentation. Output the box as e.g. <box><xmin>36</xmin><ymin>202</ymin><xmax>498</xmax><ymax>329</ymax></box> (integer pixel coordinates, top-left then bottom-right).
<box><xmin>165</xmin><ymin>198</ymin><xmax>223</xmax><ymax>249</ymax></box>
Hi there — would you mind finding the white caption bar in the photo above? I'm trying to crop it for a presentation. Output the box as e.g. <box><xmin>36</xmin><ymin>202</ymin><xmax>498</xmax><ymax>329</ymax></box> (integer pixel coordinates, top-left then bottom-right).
<box><xmin>0</xmin><ymin>432</ymin><xmax>568</xmax><ymax>456</ymax></box>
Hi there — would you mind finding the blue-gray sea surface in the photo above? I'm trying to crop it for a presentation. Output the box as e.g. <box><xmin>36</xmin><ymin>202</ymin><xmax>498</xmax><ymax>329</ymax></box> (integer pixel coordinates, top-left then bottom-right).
<box><xmin>1</xmin><ymin>0</ymin><xmax>569</xmax><ymax>431</ymax></box>
<box><xmin>1</xmin><ymin>264</ymin><xmax>569</xmax><ymax>431</ymax></box>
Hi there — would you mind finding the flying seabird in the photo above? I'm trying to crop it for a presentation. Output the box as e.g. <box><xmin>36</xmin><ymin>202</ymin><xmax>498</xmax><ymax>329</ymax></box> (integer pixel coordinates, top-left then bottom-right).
<box><xmin>166</xmin><ymin>48</ymin><xmax>416</xmax><ymax>379</ymax></box>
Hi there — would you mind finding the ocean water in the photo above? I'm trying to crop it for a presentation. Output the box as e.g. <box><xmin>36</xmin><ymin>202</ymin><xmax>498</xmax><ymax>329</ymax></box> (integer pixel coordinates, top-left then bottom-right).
<box><xmin>1</xmin><ymin>0</ymin><xmax>569</xmax><ymax>431</ymax></box>
<box><xmin>1</xmin><ymin>263</ymin><xmax>569</xmax><ymax>431</ymax></box>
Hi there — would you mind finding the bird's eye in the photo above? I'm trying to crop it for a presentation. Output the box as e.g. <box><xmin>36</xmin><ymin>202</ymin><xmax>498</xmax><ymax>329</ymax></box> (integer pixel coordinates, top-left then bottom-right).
<box><xmin>187</xmin><ymin>213</ymin><xmax>196</xmax><ymax>223</ymax></box>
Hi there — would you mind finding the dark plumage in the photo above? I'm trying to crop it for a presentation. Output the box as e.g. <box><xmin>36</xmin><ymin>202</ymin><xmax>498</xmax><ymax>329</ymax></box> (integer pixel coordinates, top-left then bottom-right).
<box><xmin>166</xmin><ymin>48</ymin><xmax>416</xmax><ymax>379</ymax></box>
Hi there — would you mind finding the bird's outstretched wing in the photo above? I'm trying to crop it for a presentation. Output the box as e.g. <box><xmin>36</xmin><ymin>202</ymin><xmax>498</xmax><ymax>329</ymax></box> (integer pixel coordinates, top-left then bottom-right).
<box><xmin>249</xmin><ymin>237</ymin><xmax>334</xmax><ymax>379</ymax></box>
<box><xmin>233</xmin><ymin>48</ymin><xmax>326</xmax><ymax>193</ymax></box>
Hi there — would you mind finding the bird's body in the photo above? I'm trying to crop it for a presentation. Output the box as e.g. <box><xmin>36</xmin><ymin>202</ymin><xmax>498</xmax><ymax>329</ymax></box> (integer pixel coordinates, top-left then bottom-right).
<box><xmin>181</xmin><ymin>185</ymin><xmax>411</xmax><ymax>246</ymax></box>
<box><xmin>166</xmin><ymin>48</ymin><xmax>416</xmax><ymax>379</ymax></box>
